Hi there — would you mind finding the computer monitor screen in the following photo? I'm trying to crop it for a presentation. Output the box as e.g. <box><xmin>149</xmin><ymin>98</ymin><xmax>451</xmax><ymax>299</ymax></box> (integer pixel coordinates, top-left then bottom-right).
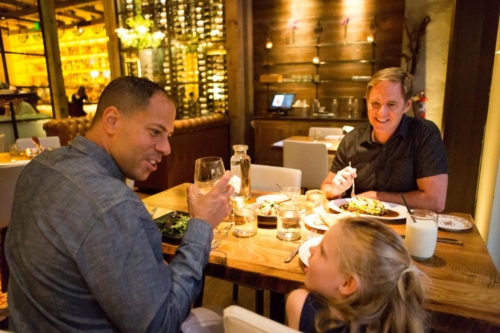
<box><xmin>269</xmin><ymin>93</ymin><xmax>295</xmax><ymax>110</ymax></box>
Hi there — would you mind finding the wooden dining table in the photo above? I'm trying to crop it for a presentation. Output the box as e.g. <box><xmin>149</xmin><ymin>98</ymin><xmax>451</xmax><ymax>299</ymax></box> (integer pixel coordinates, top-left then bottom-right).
<box><xmin>0</xmin><ymin>151</ymin><xmax>30</xmax><ymax>164</ymax></box>
<box><xmin>143</xmin><ymin>183</ymin><xmax>500</xmax><ymax>331</ymax></box>
<box><xmin>271</xmin><ymin>135</ymin><xmax>342</xmax><ymax>154</ymax></box>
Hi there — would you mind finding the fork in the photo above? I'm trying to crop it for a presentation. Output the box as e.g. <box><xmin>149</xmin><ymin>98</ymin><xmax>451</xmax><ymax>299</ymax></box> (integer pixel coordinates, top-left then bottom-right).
<box><xmin>211</xmin><ymin>231</ymin><xmax>229</xmax><ymax>250</ymax></box>
<box><xmin>284</xmin><ymin>229</ymin><xmax>317</xmax><ymax>263</ymax></box>
<box><xmin>349</xmin><ymin>162</ymin><xmax>357</xmax><ymax>202</ymax></box>
<box><xmin>149</xmin><ymin>206</ymin><xmax>158</xmax><ymax>217</ymax></box>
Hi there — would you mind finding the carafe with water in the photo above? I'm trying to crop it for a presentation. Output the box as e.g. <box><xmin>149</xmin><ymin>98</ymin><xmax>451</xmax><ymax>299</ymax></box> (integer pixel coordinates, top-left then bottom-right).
<box><xmin>230</xmin><ymin>145</ymin><xmax>251</xmax><ymax>202</ymax></box>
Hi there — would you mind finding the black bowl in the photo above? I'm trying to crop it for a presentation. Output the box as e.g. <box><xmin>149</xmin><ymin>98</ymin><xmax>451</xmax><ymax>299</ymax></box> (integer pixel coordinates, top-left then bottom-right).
<box><xmin>154</xmin><ymin>211</ymin><xmax>189</xmax><ymax>245</ymax></box>
<box><xmin>162</xmin><ymin>233</ymin><xmax>183</xmax><ymax>245</ymax></box>
<box><xmin>258</xmin><ymin>214</ymin><xmax>277</xmax><ymax>227</ymax></box>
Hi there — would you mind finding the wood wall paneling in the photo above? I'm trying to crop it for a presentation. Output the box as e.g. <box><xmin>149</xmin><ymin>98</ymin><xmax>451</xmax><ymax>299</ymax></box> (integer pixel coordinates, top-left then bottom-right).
<box><xmin>252</xmin><ymin>0</ymin><xmax>405</xmax><ymax>115</ymax></box>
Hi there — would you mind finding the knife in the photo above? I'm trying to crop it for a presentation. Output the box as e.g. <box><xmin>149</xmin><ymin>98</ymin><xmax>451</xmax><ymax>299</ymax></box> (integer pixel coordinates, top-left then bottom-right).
<box><xmin>400</xmin><ymin>235</ymin><xmax>464</xmax><ymax>246</ymax></box>
<box><xmin>436</xmin><ymin>237</ymin><xmax>464</xmax><ymax>246</ymax></box>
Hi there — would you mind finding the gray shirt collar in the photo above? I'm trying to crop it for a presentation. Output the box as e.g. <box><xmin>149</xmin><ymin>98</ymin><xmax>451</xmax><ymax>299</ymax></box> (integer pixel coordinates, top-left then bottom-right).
<box><xmin>70</xmin><ymin>135</ymin><xmax>126</xmax><ymax>181</ymax></box>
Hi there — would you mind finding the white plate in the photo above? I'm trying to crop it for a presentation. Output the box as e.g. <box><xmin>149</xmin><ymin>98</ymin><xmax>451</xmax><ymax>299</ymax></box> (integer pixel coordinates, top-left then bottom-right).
<box><xmin>299</xmin><ymin>236</ymin><xmax>323</xmax><ymax>266</ymax></box>
<box><xmin>328</xmin><ymin>198</ymin><xmax>407</xmax><ymax>220</ymax></box>
<box><xmin>304</xmin><ymin>214</ymin><xmax>330</xmax><ymax>231</ymax></box>
<box><xmin>438</xmin><ymin>214</ymin><xmax>473</xmax><ymax>231</ymax></box>
<box><xmin>255</xmin><ymin>194</ymin><xmax>287</xmax><ymax>203</ymax></box>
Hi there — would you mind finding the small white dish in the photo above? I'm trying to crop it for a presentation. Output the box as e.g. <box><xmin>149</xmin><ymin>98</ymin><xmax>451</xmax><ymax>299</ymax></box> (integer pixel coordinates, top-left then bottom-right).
<box><xmin>304</xmin><ymin>214</ymin><xmax>330</xmax><ymax>231</ymax></box>
<box><xmin>438</xmin><ymin>214</ymin><xmax>473</xmax><ymax>231</ymax></box>
<box><xmin>255</xmin><ymin>194</ymin><xmax>287</xmax><ymax>203</ymax></box>
<box><xmin>299</xmin><ymin>236</ymin><xmax>323</xmax><ymax>266</ymax></box>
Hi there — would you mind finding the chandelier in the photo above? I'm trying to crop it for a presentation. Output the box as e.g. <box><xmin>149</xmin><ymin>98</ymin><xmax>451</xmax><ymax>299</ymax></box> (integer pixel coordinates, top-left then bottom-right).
<box><xmin>115</xmin><ymin>0</ymin><xmax>165</xmax><ymax>49</ymax></box>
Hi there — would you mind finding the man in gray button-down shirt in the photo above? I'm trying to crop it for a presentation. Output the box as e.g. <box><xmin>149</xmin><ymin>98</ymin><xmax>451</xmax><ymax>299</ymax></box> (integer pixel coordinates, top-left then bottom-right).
<box><xmin>6</xmin><ymin>76</ymin><xmax>233</xmax><ymax>332</ymax></box>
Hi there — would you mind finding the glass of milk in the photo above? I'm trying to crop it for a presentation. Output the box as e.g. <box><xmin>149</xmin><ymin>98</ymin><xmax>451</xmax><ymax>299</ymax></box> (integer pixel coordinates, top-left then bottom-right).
<box><xmin>405</xmin><ymin>209</ymin><xmax>438</xmax><ymax>260</ymax></box>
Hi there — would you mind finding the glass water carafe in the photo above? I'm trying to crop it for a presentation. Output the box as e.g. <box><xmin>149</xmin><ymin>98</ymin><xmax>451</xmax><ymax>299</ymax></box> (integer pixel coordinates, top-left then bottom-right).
<box><xmin>230</xmin><ymin>144</ymin><xmax>251</xmax><ymax>201</ymax></box>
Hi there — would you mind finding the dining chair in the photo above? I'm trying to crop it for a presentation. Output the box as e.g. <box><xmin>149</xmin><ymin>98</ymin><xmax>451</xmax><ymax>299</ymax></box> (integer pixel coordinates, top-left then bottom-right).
<box><xmin>308</xmin><ymin>126</ymin><xmax>343</xmax><ymax>138</ymax></box>
<box><xmin>223</xmin><ymin>305</ymin><xmax>300</xmax><ymax>333</ymax></box>
<box><xmin>0</xmin><ymin>160</ymin><xmax>30</xmax><ymax>293</ymax></box>
<box><xmin>251</xmin><ymin>164</ymin><xmax>301</xmax><ymax>191</ymax></box>
<box><xmin>16</xmin><ymin>136</ymin><xmax>61</xmax><ymax>150</ymax></box>
<box><xmin>229</xmin><ymin>164</ymin><xmax>302</xmax><ymax>314</ymax></box>
<box><xmin>283</xmin><ymin>141</ymin><xmax>329</xmax><ymax>190</ymax></box>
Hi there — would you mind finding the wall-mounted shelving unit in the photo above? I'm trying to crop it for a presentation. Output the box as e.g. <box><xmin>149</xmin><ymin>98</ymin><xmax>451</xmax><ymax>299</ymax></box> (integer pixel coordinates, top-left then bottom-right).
<box><xmin>260</xmin><ymin>21</ymin><xmax>375</xmax><ymax>115</ymax></box>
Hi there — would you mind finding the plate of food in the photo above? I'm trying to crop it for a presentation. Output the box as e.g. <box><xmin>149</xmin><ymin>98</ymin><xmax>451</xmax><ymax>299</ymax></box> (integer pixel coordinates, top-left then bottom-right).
<box><xmin>328</xmin><ymin>197</ymin><xmax>407</xmax><ymax>220</ymax></box>
<box><xmin>253</xmin><ymin>200</ymin><xmax>279</xmax><ymax>226</ymax></box>
<box><xmin>154</xmin><ymin>211</ymin><xmax>190</xmax><ymax>245</ymax></box>
<box><xmin>299</xmin><ymin>235</ymin><xmax>323</xmax><ymax>266</ymax></box>
<box><xmin>438</xmin><ymin>214</ymin><xmax>473</xmax><ymax>231</ymax></box>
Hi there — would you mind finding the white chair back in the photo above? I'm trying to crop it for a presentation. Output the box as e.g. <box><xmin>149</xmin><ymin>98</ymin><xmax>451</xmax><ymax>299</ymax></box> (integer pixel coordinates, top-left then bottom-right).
<box><xmin>283</xmin><ymin>141</ymin><xmax>328</xmax><ymax>190</ymax></box>
<box><xmin>251</xmin><ymin>164</ymin><xmax>301</xmax><ymax>192</ymax></box>
<box><xmin>223</xmin><ymin>305</ymin><xmax>300</xmax><ymax>333</ymax></box>
<box><xmin>0</xmin><ymin>161</ymin><xmax>30</xmax><ymax>229</ymax></box>
<box><xmin>308</xmin><ymin>127</ymin><xmax>343</xmax><ymax>138</ymax></box>
<box><xmin>16</xmin><ymin>136</ymin><xmax>61</xmax><ymax>150</ymax></box>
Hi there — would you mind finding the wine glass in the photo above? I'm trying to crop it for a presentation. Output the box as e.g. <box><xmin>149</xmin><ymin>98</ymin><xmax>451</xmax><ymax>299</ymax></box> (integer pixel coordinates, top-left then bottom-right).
<box><xmin>194</xmin><ymin>157</ymin><xmax>226</xmax><ymax>236</ymax></box>
<box><xmin>194</xmin><ymin>157</ymin><xmax>225</xmax><ymax>194</ymax></box>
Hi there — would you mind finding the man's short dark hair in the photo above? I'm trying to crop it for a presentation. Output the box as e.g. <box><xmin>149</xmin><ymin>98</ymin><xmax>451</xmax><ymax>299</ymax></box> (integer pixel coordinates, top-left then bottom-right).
<box><xmin>92</xmin><ymin>76</ymin><xmax>171</xmax><ymax>125</ymax></box>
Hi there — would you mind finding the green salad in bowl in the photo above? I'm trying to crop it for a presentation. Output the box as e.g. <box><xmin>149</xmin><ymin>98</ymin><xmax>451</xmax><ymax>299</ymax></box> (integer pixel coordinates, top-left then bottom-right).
<box><xmin>154</xmin><ymin>211</ymin><xmax>190</xmax><ymax>244</ymax></box>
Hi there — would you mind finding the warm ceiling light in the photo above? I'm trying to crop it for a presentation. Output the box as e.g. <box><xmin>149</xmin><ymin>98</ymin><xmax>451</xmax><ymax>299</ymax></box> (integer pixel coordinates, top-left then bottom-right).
<box><xmin>266</xmin><ymin>38</ymin><xmax>273</xmax><ymax>49</ymax></box>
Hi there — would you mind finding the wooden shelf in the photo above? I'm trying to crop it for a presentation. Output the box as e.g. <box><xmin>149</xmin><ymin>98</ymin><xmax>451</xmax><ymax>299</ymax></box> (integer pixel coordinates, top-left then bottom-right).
<box><xmin>273</xmin><ymin>41</ymin><xmax>375</xmax><ymax>49</ymax></box>
<box><xmin>258</xmin><ymin>77</ymin><xmax>371</xmax><ymax>85</ymax></box>
<box><xmin>263</xmin><ymin>59</ymin><xmax>374</xmax><ymax>67</ymax></box>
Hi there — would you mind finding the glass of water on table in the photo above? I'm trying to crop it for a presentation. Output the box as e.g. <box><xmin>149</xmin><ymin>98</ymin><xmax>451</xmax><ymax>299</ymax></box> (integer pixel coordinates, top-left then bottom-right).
<box><xmin>277</xmin><ymin>204</ymin><xmax>301</xmax><ymax>241</ymax></box>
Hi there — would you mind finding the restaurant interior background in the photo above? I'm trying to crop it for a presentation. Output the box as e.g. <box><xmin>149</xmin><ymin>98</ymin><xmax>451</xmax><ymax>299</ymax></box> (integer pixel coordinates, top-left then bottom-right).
<box><xmin>0</xmin><ymin>0</ymin><xmax>499</xmax><ymax>272</ymax></box>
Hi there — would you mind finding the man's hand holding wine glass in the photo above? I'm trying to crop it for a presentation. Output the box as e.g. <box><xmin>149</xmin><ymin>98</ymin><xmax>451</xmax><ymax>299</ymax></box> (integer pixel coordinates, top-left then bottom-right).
<box><xmin>190</xmin><ymin>157</ymin><xmax>234</xmax><ymax>229</ymax></box>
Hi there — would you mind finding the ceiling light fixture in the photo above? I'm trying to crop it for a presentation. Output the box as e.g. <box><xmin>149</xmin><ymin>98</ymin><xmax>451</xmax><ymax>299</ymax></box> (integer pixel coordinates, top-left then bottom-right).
<box><xmin>115</xmin><ymin>0</ymin><xmax>165</xmax><ymax>49</ymax></box>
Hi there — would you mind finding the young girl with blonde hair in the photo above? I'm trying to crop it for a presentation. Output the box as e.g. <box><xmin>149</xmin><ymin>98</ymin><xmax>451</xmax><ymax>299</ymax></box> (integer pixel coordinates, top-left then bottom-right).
<box><xmin>286</xmin><ymin>217</ymin><xmax>427</xmax><ymax>333</ymax></box>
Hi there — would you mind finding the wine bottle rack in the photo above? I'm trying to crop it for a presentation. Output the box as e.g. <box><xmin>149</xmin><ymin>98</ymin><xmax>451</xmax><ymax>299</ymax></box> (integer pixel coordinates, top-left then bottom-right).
<box><xmin>117</xmin><ymin>0</ymin><xmax>227</xmax><ymax>119</ymax></box>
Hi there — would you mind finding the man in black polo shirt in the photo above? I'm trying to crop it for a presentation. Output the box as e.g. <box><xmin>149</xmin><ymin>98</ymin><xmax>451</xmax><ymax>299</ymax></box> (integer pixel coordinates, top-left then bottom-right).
<box><xmin>321</xmin><ymin>67</ymin><xmax>448</xmax><ymax>212</ymax></box>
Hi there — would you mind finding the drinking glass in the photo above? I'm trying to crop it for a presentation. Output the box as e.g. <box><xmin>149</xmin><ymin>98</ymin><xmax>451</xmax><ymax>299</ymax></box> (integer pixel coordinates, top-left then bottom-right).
<box><xmin>313</xmin><ymin>129</ymin><xmax>322</xmax><ymax>140</ymax></box>
<box><xmin>24</xmin><ymin>148</ymin><xmax>38</xmax><ymax>160</ymax></box>
<box><xmin>305</xmin><ymin>189</ymin><xmax>327</xmax><ymax>215</ymax></box>
<box><xmin>405</xmin><ymin>209</ymin><xmax>438</xmax><ymax>260</ymax></box>
<box><xmin>233</xmin><ymin>205</ymin><xmax>258</xmax><ymax>238</ymax></box>
<box><xmin>281</xmin><ymin>187</ymin><xmax>301</xmax><ymax>204</ymax></box>
<box><xmin>194</xmin><ymin>157</ymin><xmax>226</xmax><ymax>236</ymax></box>
<box><xmin>277</xmin><ymin>204</ymin><xmax>301</xmax><ymax>241</ymax></box>
<box><xmin>9</xmin><ymin>143</ymin><xmax>20</xmax><ymax>157</ymax></box>
<box><xmin>194</xmin><ymin>157</ymin><xmax>225</xmax><ymax>195</ymax></box>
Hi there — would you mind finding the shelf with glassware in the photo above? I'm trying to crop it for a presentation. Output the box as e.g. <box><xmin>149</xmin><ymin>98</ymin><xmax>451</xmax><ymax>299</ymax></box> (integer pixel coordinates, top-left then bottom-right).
<box><xmin>8</xmin><ymin>26</ymin><xmax>111</xmax><ymax>94</ymax></box>
<box><xmin>259</xmin><ymin>38</ymin><xmax>375</xmax><ymax>117</ymax></box>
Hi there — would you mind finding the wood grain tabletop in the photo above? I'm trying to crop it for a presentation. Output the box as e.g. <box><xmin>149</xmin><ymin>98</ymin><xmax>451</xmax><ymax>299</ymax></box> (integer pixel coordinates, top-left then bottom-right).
<box><xmin>143</xmin><ymin>183</ymin><xmax>500</xmax><ymax>330</ymax></box>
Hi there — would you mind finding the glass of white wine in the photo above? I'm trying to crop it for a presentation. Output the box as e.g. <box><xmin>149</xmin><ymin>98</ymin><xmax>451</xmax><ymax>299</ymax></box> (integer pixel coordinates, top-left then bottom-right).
<box><xmin>194</xmin><ymin>156</ymin><xmax>226</xmax><ymax>236</ymax></box>
<box><xmin>194</xmin><ymin>156</ymin><xmax>225</xmax><ymax>194</ymax></box>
